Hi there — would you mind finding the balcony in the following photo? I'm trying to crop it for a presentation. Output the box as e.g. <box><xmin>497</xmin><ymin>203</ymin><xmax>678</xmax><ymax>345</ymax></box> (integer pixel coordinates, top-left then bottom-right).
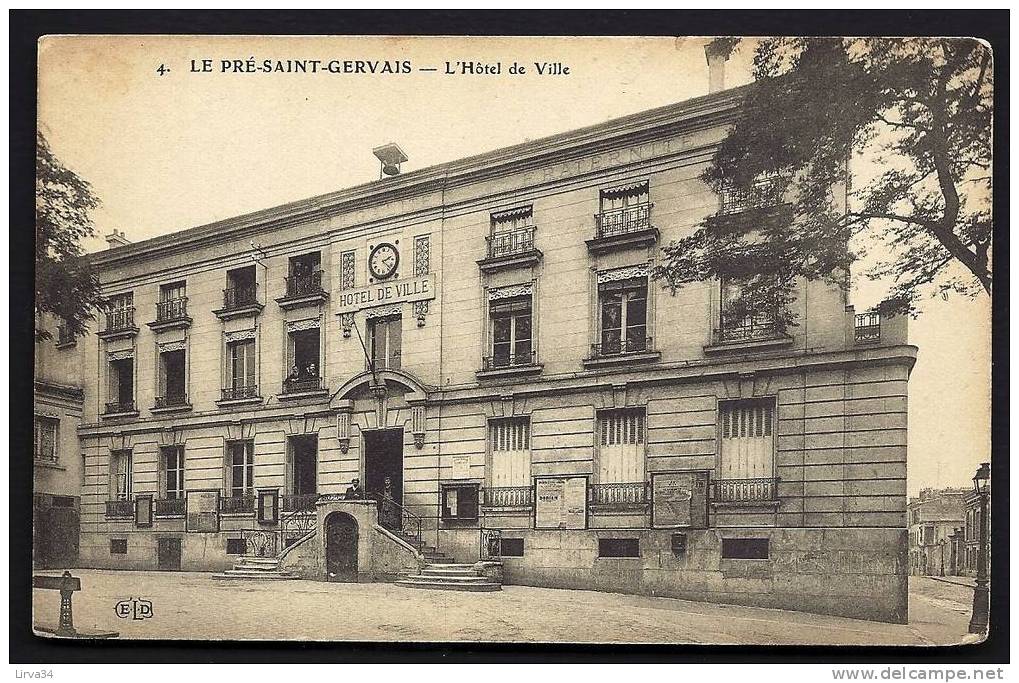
<box><xmin>483</xmin><ymin>486</ymin><xmax>534</xmax><ymax>508</ymax></box>
<box><xmin>589</xmin><ymin>482</ymin><xmax>649</xmax><ymax>509</ymax></box>
<box><xmin>477</xmin><ymin>226</ymin><xmax>542</xmax><ymax>273</ymax></box>
<box><xmin>220</xmin><ymin>495</ymin><xmax>255</xmax><ymax>514</ymax></box>
<box><xmin>711</xmin><ymin>478</ymin><xmax>779</xmax><ymax>508</ymax></box>
<box><xmin>719</xmin><ymin>176</ymin><xmax>785</xmax><ymax>216</ymax></box>
<box><xmin>154</xmin><ymin>497</ymin><xmax>186</xmax><ymax>517</ymax></box>
<box><xmin>152</xmin><ymin>392</ymin><xmax>192</xmax><ymax>414</ymax></box>
<box><xmin>282</xmin><ymin>493</ymin><xmax>319</xmax><ymax>513</ymax></box>
<box><xmin>214</xmin><ymin>284</ymin><xmax>264</xmax><ymax>320</ymax></box>
<box><xmin>218</xmin><ymin>385</ymin><xmax>262</xmax><ymax>407</ymax></box>
<box><xmin>854</xmin><ymin>311</ymin><xmax>881</xmax><ymax>344</ymax></box>
<box><xmin>103</xmin><ymin>401</ymin><xmax>138</xmax><ymax>418</ymax></box>
<box><xmin>277</xmin><ymin>271</ymin><xmax>327</xmax><ymax>310</ymax></box>
<box><xmin>97</xmin><ymin>307</ymin><xmax>138</xmax><ymax>341</ymax></box>
<box><xmin>582</xmin><ymin>336</ymin><xmax>660</xmax><ymax>369</ymax></box>
<box><xmin>280</xmin><ymin>375</ymin><xmax>327</xmax><ymax>399</ymax></box>
<box><xmin>148</xmin><ymin>297</ymin><xmax>192</xmax><ymax>332</ymax></box>
<box><xmin>705</xmin><ymin>314</ymin><xmax>793</xmax><ymax>354</ymax></box>
<box><xmin>105</xmin><ymin>499</ymin><xmax>134</xmax><ymax>518</ymax></box>
<box><xmin>476</xmin><ymin>350</ymin><xmax>543</xmax><ymax>380</ymax></box>
<box><xmin>586</xmin><ymin>204</ymin><xmax>659</xmax><ymax>255</ymax></box>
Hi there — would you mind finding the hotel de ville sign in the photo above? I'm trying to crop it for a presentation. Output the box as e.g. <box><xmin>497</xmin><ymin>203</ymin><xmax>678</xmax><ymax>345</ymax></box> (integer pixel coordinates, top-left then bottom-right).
<box><xmin>335</xmin><ymin>273</ymin><xmax>436</xmax><ymax>313</ymax></box>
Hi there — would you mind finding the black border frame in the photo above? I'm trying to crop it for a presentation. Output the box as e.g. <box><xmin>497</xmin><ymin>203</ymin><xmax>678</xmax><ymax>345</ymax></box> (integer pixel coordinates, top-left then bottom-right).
<box><xmin>11</xmin><ymin>8</ymin><xmax>1008</xmax><ymax>664</ymax></box>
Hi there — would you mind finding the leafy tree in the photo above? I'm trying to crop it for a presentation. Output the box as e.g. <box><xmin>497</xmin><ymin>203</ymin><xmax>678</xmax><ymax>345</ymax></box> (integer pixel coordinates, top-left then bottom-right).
<box><xmin>654</xmin><ymin>37</ymin><xmax>992</xmax><ymax>325</ymax></box>
<box><xmin>36</xmin><ymin>131</ymin><xmax>104</xmax><ymax>341</ymax></box>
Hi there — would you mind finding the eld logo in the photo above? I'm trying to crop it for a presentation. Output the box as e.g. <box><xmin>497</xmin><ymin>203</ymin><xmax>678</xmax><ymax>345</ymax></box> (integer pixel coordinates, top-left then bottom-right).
<box><xmin>115</xmin><ymin>598</ymin><xmax>154</xmax><ymax>621</ymax></box>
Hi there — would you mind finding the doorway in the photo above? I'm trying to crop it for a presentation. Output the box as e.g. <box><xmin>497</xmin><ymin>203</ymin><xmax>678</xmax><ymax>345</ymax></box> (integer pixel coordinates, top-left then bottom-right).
<box><xmin>157</xmin><ymin>537</ymin><xmax>182</xmax><ymax>571</ymax></box>
<box><xmin>324</xmin><ymin>512</ymin><xmax>358</xmax><ymax>582</ymax></box>
<box><xmin>362</xmin><ymin>429</ymin><xmax>403</xmax><ymax>504</ymax></box>
<box><xmin>287</xmin><ymin>435</ymin><xmax>318</xmax><ymax>497</ymax></box>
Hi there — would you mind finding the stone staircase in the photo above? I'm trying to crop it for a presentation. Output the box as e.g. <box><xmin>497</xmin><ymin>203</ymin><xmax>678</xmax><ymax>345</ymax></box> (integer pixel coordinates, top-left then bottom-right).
<box><xmin>389</xmin><ymin>527</ymin><xmax>457</xmax><ymax>565</ymax></box>
<box><xmin>396</xmin><ymin>563</ymin><xmax>502</xmax><ymax>592</ymax></box>
<box><xmin>212</xmin><ymin>555</ymin><xmax>296</xmax><ymax>581</ymax></box>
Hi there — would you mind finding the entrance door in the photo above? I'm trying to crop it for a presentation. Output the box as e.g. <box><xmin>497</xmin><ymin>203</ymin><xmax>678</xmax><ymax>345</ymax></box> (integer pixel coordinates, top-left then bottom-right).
<box><xmin>362</xmin><ymin>429</ymin><xmax>403</xmax><ymax>504</ymax></box>
<box><xmin>325</xmin><ymin>512</ymin><xmax>358</xmax><ymax>582</ymax></box>
<box><xmin>157</xmin><ymin>538</ymin><xmax>182</xmax><ymax>571</ymax></box>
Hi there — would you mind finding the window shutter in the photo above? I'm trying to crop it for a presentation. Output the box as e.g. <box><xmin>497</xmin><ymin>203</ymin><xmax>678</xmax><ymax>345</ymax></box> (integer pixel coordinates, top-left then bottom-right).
<box><xmin>388</xmin><ymin>317</ymin><xmax>402</xmax><ymax>369</ymax></box>
<box><xmin>597</xmin><ymin>410</ymin><xmax>645</xmax><ymax>484</ymax></box>
<box><xmin>490</xmin><ymin>419</ymin><xmax>530</xmax><ymax>488</ymax></box>
<box><xmin>244</xmin><ymin>342</ymin><xmax>255</xmax><ymax>387</ymax></box>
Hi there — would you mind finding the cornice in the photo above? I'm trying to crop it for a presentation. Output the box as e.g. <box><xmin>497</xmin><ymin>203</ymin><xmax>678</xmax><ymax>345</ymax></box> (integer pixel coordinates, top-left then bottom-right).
<box><xmin>88</xmin><ymin>85</ymin><xmax>750</xmax><ymax>271</ymax></box>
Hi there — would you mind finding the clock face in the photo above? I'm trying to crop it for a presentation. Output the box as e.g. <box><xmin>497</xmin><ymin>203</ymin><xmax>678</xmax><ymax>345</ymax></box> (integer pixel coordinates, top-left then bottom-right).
<box><xmin>368</xmin><ymin>243</ymin><xmax>399</xmax><ymax>280</ymax></box>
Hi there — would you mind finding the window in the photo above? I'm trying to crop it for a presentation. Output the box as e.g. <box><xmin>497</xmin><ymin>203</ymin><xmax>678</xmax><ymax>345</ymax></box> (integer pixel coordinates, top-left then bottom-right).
<box><xmin>158</xmin><ymin>281</ymin><xmax>187</xmax><ymax>320</ymax></box>
<box><xmin>159</xmin><ymin>446</ymin><xmax>185</xmax><ymax>499</ymax></box>
<box><xmin>596</xmin><ymin>409</ymin><xmax>645</xmax><ymax>484</ymax></box>
<box><xmin>489</xmin><ymin>297</ymin><xmax>532</xmax><ymax>368</ymax></box>
<box><xmin>719</xmin><ymin>278</ymin><xmax>777</xmax><ymax>342</ymax></box>
<box><xmin>110</xmin><ymin>539</ymin><xmax>128</xmax><ymax>554</ymax></box>
<box><xmin>598</xmin><ymin>538</ymin><xmax>640</xmax><ymax>558</ymax></box>
<box><xmin>441</xmin><ymin>483</ymin><xmax>479</xmax><ymax>521</ymax></box>
<box><xmin>597</xmin><ymin>277</ymin><xmax>648</xmax><ymax>355</ymax></box>
<box><xmin>226</xmin><ymin>538</ymin><xmax>247</xmax><ymax>555</ymax></box>
<box><xmin>285</xmin><ymin>327</ymin><xmax>321</xmax><ymax>390</ymax></box>
<box><xmin>106</xmin><ymin>293</ymin><xmax>134</xmax><ymax>331</ymax></box>
<box><xmin>109</xmin><ymin>450</ymin><xmax>133</xmax><ymax>500</ymax></box>
<box><xmin>107</xmin><ymin>356</ymin><xmax>134</xmax><ymax>410</ymax></box>
<box><xmin>227</xmin><ymin>440</ymin><xmax>255</xmax><ymax>498</ymax></box>
<box><xmin>718</xmin><ymin>399</ymin><xmax>775</xmax><ymax>492</ymax></box>
<box><xmin>488</xmin><ymin>207</ymin><xmax>535</xmax><ymax>258</ymax></box>
<box><xmin>721</xmin><ymin>537</ymin><xmax>770</xmax><ymax>559</ymax></box>
<box><xmin>157</xmin><ymin>348</ymin><xmax>187</xmax><ymax>405</ymax></box>
<box><xmin>286</xmin><ymin>252</ymin><xmax>322</xmax><ymax>297</ymax></box>
<box><xmin>225</xmin><ymin>265</ymin><xmax>257</xmax><ymax>308</ymax></box>
<box><xmin>500</xmin><ymin>538</ymin><xmax>525</xmax><ymax>557</ymax></box>
<box><xmin>34</xmin><ymin>416</ymin><xmax>58</xmax><ymax>463</ymax></box>
<box><xmin>489</xmin><ymin>419</ymin><xmax>530</xmax><ymax>489</ymax></box>
<box><xmin>227</xmin><ymin>339</ymin><xmax>256</xmax><ymax>391</ymax></box>
<box><xmin>597</xmin><ymin>183</ymin><xmax>651</xmax><ymax>237</ymax></box>
<box><xmin>922</xmin><ymin>525</ymin><xmax>935</xmax><ymax>545</ymax></box>
<box><xmin>367</xmin><ymin>315</ymin><xmax>401</xmax><ymax>371</ymax></box>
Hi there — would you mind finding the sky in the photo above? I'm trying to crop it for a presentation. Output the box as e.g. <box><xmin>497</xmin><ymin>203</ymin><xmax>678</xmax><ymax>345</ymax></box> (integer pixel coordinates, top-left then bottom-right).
<box><xmin>37</xmin><ymin>36</ymin><xmax>992</xmax><ymax>495</ymax></box>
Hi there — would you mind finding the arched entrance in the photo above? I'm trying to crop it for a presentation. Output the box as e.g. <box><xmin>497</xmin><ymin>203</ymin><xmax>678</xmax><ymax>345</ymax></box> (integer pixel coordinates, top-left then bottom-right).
<box><xmin>324</xmin><ymin>512</ymin><xmax>358</xmax><ymax>582</ymax></box>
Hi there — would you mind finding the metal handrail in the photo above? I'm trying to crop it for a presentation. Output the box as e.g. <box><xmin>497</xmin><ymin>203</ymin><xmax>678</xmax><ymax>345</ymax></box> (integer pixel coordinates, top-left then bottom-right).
<box><xmin>482</xmin><ymin>486</ymin><xmax>533</xmax><ymax>507</ymax></box>
<box><xmin>284</xmin><ymin>270</ymin><xmax>324</xmax><ymax>298</ymax></box>
<box><xmin>486</xmin><ymin>225</ymin><xmax>537</xmax><ymax>258</ymax></box>
<box><xmin>156</xmin><ymin>297</ymin><xmax>188</xmax><ymax>322</ymax></box>
<box><xmin>221</xmin><ymin>385</ymin><xmax>259</xmax><ymax>400</ymax></box>
<box><xmin>854</xmin><ymin>311</ymin><xmax>881</xmax><ymax>343</ymax></box>
<box><xmin>154</xmin><ymin>498</ymin><xmax>186</xmax><ymax>516</ymax></box>
<box><xmin>223</xmin><ymin>284</ymin><xmax>258</xmax><ymax>309</ymax></box>
<box><xmin>105</xmin><ymin>499</ymin><xmax>134</xmax><ymax>517</ymax></box>
<box><xmin>595</xmin><ymin>203</ymin><xmax>653</xmax><ymax>238</ymax></box>
<box><xmin>711</xmin><ymin>477</ymin><xmax>778</xmax><ymax>502</ymax></box>
<box><xmin>719</xmin><ymin>176</ymin><xmax>784</xmax><ymax>215</ymax></box>
<box><xmin>154</xmin><ymin>393</ymin><xmax>189</xmax><ymax>409</ymax></box>
<box><xmin>104</xmin><ymin>401</ymin><xmax>136</xmax><ymax>415</ymax></box>
<box><xmin>482</xmin><ymin>350</ymin><xmax>536</xmax><ymax>370</ymax></box>
<box><xmin>589</xmin><ymin>482</ymin><xmax>650</xmax><ymax>505</ymax></box>
<box><xmin>591</xmin><ymin>336</ymin><xmax>652</xmax><ymax>357</ymax></box>
<box><xmin>104</xmin><ymin>307</ymin><xmax>135</xmax><ymax>332</ymax></box>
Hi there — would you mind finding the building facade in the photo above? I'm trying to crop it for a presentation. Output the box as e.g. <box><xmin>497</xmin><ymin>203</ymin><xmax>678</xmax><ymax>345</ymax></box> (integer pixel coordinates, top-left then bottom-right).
<box><xmin>73</xmin><ymin>84</ymin><xmax>916</xmax><ymax>622</ymax></box>
<box><xmin>960</xmin><ymin>485</ymin><xmax>991</xmax><ymax>577</ymax></box>
<box><xmin>34</xmin><ymin>315</ymin><xmax>85</xmax><ymax>568</ymax></box>
<box><xmin>906</xmin><ymin>488</ymin><xmax>966</xmax><ymax>577</ymax></box>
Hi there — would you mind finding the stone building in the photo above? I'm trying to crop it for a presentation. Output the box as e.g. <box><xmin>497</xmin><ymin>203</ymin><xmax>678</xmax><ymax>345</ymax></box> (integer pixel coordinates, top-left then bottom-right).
<box><xmin>71</xmin><ymin>68</ymin><xmax>917</xmax><ymax>622</ymax></box>
<box><xmin>961</xmin><ymin>484</ymin><xmax>991</xmax><ymax>577</ymax></box>
<box><xmin>906</xmin><ymin>488</ymin><xmax>967</xmax><ymax>577</ymax></box>
<box><xmin>33</xmin><ymin>314</ymin><xmax>85</xmax><ymax>568</ymax></box>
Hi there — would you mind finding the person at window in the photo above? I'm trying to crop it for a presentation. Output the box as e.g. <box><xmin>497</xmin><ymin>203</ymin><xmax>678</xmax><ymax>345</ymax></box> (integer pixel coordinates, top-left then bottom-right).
<box><xmin>305</xmin><ymin>362</ymin><xmax>317</xmax><ymax>379</ymax></box>
<box><xmin>287</xmin><ymin>364</ymin><xmax>300</xmax><ymax>383</ymax></box>
<box><xmin>344</xmin><ymin>477</ymin><xmax>364</xmax><ymax>500</ymax></box>
<box><xmin>378</xmin><ymin>476</ymin><xmax>399</xmax><ymax>530</ymax></box>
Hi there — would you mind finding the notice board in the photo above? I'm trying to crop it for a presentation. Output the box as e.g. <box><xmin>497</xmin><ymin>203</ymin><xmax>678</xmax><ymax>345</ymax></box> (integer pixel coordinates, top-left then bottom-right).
<box><xmin>535</xmin><ymin>476</ymin><xmax>588</xmax><ymax>529</ymax></box>
<box><xmin>652</xmin><ymin>471</ymin><xmax>709</xmax><ymax>528</ymax></box>
<box><xmin>186</xmin><ymin>489</ymin><xmax>221</xmax><ymax>533</ymax></box>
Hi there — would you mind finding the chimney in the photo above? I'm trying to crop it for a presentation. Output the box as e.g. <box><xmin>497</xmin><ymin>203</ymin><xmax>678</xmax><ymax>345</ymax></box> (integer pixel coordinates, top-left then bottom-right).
<box><xmin>105</xmin><ymin>229</ymin><xmax>130</xmax><ymax>249</ymax></box>
<box><xmin>704</xmin><ymin>38</ymin><xmax>734</xmax><ymax>94</ymax></box>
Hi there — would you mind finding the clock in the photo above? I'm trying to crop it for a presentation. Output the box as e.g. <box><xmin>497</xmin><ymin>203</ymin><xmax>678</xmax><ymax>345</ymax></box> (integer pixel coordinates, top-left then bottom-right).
<box><xmin>368</xmin><ymin>242</ymin><xmax>400</xmax><ymax>280</ymax></box>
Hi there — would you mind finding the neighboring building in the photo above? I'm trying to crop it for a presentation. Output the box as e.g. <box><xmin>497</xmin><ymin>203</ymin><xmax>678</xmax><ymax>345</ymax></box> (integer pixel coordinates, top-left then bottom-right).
<box><xmin>961</xmin><ymin>484</ymin><xmax>991</xmax><ymax>577</ymax></box>
<box><xmin>33</xmin><ymin>314</ymin><xmax>85</xmax><ymax>568</ymax></box>
<box><xmin>907</xmin><ymin>488</ymin><xmax>967</xmax><ymax>577</ymax></box>
<box><xmin>73</xmin><ymin>59</ymin><xmax>917</xmax><ymax>622</ymax></box>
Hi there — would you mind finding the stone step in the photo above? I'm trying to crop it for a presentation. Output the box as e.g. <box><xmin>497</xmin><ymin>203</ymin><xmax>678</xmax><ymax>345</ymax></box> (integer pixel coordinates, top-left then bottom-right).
<box><xmin>395</xmin><ymin>578</ymin><xmax>501</xmax><ymax>592</ymax></box>
<box><xmin>212</xmin><ymin>570</ymin><xmax>296</xmax><ymax>581</ymax></box>
<box><xmin>232</xmin><ymin>562</ymin><xmax>282</xmax><ymax>572</ymax></box>
<box><xmin>421</xmin><ymin>566</ymin><xmax>479</xmax><ymax>577</ymax></box>
<box><xmin>240</xmin><ymin>556</ymin><xmax>283</xmax><ymax>565</ymax></box>
<box><xmin>409</xmin><ymin>573</ymin><xmax>493</xmax><ymax>584</ymax></box>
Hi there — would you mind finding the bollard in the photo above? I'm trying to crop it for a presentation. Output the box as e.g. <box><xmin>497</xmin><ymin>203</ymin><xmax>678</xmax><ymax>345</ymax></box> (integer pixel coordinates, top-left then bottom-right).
<box><xmin>56</xmin><ymin>570</ymin><xmax>78</xmax><ymax>637</ymax></box>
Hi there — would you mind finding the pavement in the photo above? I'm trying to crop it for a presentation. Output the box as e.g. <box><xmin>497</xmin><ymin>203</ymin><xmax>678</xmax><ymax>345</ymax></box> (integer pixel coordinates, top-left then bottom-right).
<box><xmin>32</xmin><ymin>570</ymin><xmax>979</xmax><ymax>645</ymax></box>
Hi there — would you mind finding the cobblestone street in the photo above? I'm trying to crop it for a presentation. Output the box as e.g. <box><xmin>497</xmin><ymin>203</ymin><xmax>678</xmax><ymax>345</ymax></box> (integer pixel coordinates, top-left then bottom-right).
<box><xmin>32</xmin><ymin>570</ymin><xmax>977</xmax><ymax>645</ymax></box>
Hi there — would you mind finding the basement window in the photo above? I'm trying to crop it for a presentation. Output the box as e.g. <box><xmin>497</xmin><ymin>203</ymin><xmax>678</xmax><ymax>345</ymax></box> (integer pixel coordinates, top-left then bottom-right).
<box><xmin>110</xmin><ymin>539</ymin><xmax>128</xmax><ymax>555</ymax></box>
<box><xmin>721</xmin><ymin>537</ymin><xmax>770</xmax><ymax>560</ymax></box>
<box><xmin>598</xmin><ymin>538</ymin><xmax>640</xmax><ymax>558</ymax></box>
<box><xmin>500</xmin><ymin>538</ymin><xmax>524</xmax><ymax>557</ymax></box>
<box><xmin>226</xmin><ymin>538</ymin><xmax>247</xmax><ymax>555</ymax></box>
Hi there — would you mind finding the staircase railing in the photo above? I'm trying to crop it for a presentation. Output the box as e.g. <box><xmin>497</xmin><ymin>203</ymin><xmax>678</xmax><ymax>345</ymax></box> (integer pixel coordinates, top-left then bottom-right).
<box><xmin>279</xmin><ymin>494</ymin><xmax>318</xmax><ymax>551</ymax></box>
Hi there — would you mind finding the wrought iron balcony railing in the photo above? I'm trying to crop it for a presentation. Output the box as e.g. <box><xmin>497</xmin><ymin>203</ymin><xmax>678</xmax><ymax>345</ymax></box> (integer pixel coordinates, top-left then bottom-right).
<box><xmin>282</xmin><ymin>493</ymin><xmax>319</xmax><ymax>513</ymax></box>
<box><xmin>595</xmin><ymin>203</ymin><xmax>652</xmax><ymax>238</ymax></box>
<box><xmin>854</xmin><ymin>311</ymin><xmax>881</xmax><ymax>343</ymax></box>
<box><xmin>482</xmin><ymin>349</ymin><xmax>536</xmax><ymax>371</ymax></box>
<box><xmin>719</xmin><ymin>176</ymin><xmax>784</xmax><ymax>215</ymax></box>
<box><xmin>590</xmin><ymin>336</ymin><xmax>652</xmax><ymax>357</ymax></box>
<box><xmin>486</xmin><ymin>226</ymin><xmax>537</xmax><ymax>258</ymax></box>
<box><xmin>154</xmin><ymin>497</ymin><xmax>186</xmax><ymax>516</ymax></box>
<box><xmin>221</xmin><ymin>385</ymin><xmax>259</xmax><ymax>401</ymax></box>
<box><xmin>589</xmin><ymin>482</ymin><xmax>650</xmax><ymax>506</ymax></box>
<box><xmin>220</xmin><ymin>494</ymin><xmax>255</xmax><ymax>514</ymax></box>
<box><xmin>483</xmin><ymin>486</ymin><xmax>534</xmax><ymax>507</ymax></box>
<box><xmin>156</xmin><ymin>297</ymin><xmax>188</xmax><ymax>322</ymax></box>
<box><xmin>223</xmin><ymin>284</ymin><xmax>259</xmax><ymax>310</ymax></box>
<box><xmin>284</xmin><ymin>270</ymin><xmax>324</xmax><ymax>298</ymax></box>
<box><xmin>717</xmin><ymin>315</ymin><xmax>779</xmax><ymax>343</ymax></box>
<box><xmin>104</xmin><ymin>307</ymin><xmax>135</xmax><ymax>332</ymax></box>
<box><xmin>154</xmin><ymin>392</ymin><xmax>189</xmax><ymax>409</ymax></box>
<box><xmin>105</xmin><ymin>499</ymin><xmax>134</xmax><ymax>517</ymax></box>
<box><xmin>104</xmin><ymin>400</ymin><xmax>137</xmax><ymax>415</ymax></box>
<box><xmin>282</xmin><ymin>375</ymin><xmax>323</xmax><ymax>394</ymax></box>
<box><xmin>711</xmin><ymin>477</ymin><xmax>777</xmax><ymax>503</ymax></box>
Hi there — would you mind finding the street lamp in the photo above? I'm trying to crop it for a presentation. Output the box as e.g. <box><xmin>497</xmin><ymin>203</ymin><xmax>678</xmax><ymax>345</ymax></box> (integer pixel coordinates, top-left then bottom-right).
<box><xmin>967</xmin><ymin>462</ymin><xmax>990</xmax><ymax>634</ymax></box>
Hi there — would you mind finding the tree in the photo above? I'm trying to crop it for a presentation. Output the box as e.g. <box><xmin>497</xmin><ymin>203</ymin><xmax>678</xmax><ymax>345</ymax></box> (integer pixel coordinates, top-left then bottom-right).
<box><xmin>654</xmin><ymin>37</ymin><xmax>992</xmax><ymax>325</ymax></box>
<box><xmin>36</xmin><ymin>131</ymin><xmax>104</xmax><ymax>341</ymax></box>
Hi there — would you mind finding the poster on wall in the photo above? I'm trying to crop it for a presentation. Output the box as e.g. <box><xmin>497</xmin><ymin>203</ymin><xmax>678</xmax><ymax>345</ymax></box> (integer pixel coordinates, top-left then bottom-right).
<box><xmin>186</xmin><ymin>489</ymin><xmax>221</xmax><ymax>533</ymax></box>
<box><xmin>451</xmin><ymin>455</ymin><xmax>471</xmax><ymax>479</ymax></box>
<box><xmin>535</xmin><ymin>476</ymin><xmax>588</xmax><ymax>530</ymax></box>
<box><xmin>652</xmin><ymin>471</ymin><xmax>709</xmax><ymax>528</ymax></box>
